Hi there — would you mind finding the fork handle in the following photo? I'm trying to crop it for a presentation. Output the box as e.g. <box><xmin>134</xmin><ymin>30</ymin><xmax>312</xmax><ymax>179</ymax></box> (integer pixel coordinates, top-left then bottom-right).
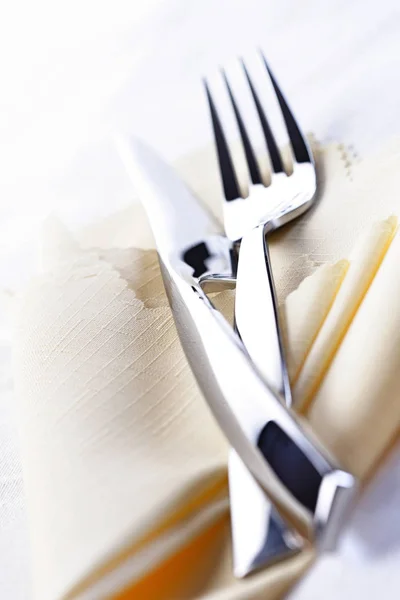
<box><xmin>235</xmin><ymin>224</ymin><xmax>291</xmax><ymax>404</ymax></box>
<box><xmin>230</xmin><ymin>224</ymin><xmax>295</xmax><ymax>571</ymax></box>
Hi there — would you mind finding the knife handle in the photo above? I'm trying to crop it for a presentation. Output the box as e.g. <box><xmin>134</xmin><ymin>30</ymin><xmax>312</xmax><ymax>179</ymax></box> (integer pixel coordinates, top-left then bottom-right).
<box><xmin>161</xmin><ymin>257</ymin><xmax>357</xmax><ymax>544</ymax></box>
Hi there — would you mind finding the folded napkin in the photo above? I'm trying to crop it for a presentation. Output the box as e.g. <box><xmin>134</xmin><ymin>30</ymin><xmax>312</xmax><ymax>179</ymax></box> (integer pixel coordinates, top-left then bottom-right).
<box><xmin>11</xmin><ymin>141</ymin><xmax>400</xmax><ymax>599</ymax></box>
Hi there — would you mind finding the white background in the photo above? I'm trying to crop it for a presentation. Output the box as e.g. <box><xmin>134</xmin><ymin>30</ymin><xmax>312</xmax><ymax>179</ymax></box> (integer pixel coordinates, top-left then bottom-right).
<box><xmin>0</xmin><ymin>1</ymin><xmax>400</xmax><ymax>598</ymax></box>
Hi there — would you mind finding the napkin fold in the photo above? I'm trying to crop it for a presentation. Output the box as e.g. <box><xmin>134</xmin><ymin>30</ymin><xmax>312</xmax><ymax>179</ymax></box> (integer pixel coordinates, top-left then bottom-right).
<box><xmin>11</xmin><ymin>142</ymin><xmax>400</xmax><ymax>599</ymax></box>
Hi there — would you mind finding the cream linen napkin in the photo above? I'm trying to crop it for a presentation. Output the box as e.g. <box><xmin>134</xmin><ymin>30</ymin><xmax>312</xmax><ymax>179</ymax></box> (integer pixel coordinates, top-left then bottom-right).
<box><xmin>12</xmin><ymin>141</ymin><xmax>400</xmax><ymax>600</ymax></box>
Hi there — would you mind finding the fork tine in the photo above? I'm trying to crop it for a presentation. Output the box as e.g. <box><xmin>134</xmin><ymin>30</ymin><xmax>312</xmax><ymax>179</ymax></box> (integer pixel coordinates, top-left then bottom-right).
<box><xmin>222</xmin><ymin>70</ymin><xmax>263</xmax><ymax>186</ymax></box>
<box><xmin>261</xmin><ymin>53</ymin><xmax>312</xmax><ymax>165</ymax></box>
<box><xmin>241</xmin><ymin>60</ymin><xmax>284</xmax><ymax>174</ymax></box>
<box><xmin>204</xmin><ymin>80</ymin><xmax>241</xmax><ymax>201</ymax></box>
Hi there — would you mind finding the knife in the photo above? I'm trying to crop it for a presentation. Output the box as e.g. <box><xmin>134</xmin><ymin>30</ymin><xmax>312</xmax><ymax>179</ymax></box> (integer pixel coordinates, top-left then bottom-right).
<box><xmin>116</xmin><ymin>135</ymin><xmax>357</xmax><ymax>568</ymax></box>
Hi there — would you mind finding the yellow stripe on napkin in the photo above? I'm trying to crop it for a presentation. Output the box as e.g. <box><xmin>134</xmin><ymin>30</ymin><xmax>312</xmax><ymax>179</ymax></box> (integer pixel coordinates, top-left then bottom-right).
<box><xmin>307</xmin><ymin>224</ymin><xmax>400</xmax><ymax>478</ymax></box>
<box><xmin>293</xmin><ymin>216</ymin><xmax>397</xmax><ymax>411</ymax></box>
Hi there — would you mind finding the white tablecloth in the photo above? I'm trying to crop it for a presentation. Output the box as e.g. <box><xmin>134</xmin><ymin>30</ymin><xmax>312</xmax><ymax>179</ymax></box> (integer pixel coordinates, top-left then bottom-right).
<box><xmin>0</xmin><ymin>1</ymin><xmax>399</xmax><ymax>598</ymax></box>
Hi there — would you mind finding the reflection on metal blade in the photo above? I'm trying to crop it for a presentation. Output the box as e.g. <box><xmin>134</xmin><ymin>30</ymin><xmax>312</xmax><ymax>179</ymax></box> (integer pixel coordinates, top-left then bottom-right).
<box><xmin>115</xmin><ymin>135</ymin><xmax>223</xmax><ymax>255</ymax></box>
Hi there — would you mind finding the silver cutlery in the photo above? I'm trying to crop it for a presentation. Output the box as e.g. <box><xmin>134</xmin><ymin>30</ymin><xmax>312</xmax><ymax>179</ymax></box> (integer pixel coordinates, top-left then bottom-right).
<box><xmin>204</xmin><ymin>51</ymin><xmax>316</xmax><ymax>400</ymax></box>
<box><xmin>204</xmin><ymin>51</ymin><xmax>317</xmax><ymax>574</ymax></box>
<box><xmin>117</xmin><ymin>135</ymin><xmax>357</xmax><ymax>576</ymax></box>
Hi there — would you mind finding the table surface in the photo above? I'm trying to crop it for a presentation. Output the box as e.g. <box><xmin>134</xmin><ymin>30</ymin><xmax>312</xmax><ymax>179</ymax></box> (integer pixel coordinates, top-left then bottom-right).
<box><xmin>1</xmin><ymin>1</ymin><xmax>400</xmax><ymax>598</ymax></box>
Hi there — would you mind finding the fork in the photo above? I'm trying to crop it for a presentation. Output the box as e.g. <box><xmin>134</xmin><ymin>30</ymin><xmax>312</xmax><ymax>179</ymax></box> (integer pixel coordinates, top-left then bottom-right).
<box><xmin>204</xmin><ymin>51</ymin><xmax>317</xmax><ymax>404</ymax></box>
<box><xmin>205</xmin><ymin>52</ymin><xmax>318</xmax><ymax>575</ymax></box>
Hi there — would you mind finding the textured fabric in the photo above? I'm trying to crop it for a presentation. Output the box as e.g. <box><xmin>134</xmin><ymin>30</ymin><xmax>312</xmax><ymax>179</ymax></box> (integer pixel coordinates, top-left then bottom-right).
<box><xmin>294</xmin><ymin>216</ymin><xmax>397</xmax><ymax>411</ymax></box>
<box><xmin>9</xmin><ymin>140</ymin><xmax>400</xmax><ymax>599</ymax></box>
